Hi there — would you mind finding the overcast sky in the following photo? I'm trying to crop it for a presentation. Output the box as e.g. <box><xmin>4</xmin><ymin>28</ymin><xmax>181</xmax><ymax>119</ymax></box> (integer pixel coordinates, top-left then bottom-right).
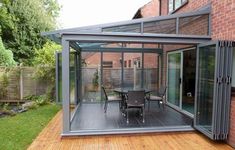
<box><xmin>57</xmin><ymin>0</ymin><xmax>150</xmax><ymax>29</ymax></box>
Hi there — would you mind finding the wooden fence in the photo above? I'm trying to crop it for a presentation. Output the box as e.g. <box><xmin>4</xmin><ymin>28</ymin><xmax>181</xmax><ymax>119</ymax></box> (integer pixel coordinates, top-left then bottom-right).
<box><xmin>0</xmin><ymin>67</ymin><xmax>53</xmax><ymax>102</ymax></box>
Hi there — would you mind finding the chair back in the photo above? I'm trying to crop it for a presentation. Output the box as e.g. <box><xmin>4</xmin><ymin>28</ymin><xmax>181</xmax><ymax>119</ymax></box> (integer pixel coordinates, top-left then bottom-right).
<box><xmin>158</xmin><ymin>86</ymin><xmax>167</xmax><ymax>97</ymax></box>
<box><xmin>101</xmin><ymin>85</ymin><xmax>108</xmax><ymax>101</ymax></box>
<box><xmin>127</xmin><ymin>90</ymin><xmax>145</xmax><ymax>106</ymax></box>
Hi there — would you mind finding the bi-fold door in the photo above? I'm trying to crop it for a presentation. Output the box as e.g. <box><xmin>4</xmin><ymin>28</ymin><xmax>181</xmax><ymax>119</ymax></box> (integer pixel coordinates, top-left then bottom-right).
<box><xmin>195</xmin><ymin>41</ymin><xmax>234</xmax><ymax>140</ymax></box>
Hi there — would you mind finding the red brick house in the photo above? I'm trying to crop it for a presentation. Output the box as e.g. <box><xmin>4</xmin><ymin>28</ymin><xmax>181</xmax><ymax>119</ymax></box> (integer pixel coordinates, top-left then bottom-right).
<box><xmin>133</xmin><ymin>0</ymin><xmax>235</xmax><ymax>147</ymax></box>
<box><xmin>44</xmin><ymin>0</ymin><xmax>235</xmax><ymax>148</ymax></box>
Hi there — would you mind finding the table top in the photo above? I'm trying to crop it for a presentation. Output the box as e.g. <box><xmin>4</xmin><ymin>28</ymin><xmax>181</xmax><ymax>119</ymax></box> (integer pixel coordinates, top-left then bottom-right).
<box><xmin>113</xmin><ymin>87</ymin><xmax>151</xmax><ymax>94</ymax></box>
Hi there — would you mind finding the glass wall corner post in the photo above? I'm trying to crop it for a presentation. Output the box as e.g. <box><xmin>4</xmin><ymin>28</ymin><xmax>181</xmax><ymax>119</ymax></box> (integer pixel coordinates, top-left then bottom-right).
<box><xmin>74</xmin><ymin>51</ymin><xmax>78</xmax><ymax>105</ymax></box>
<box><xmin>55</xmin><ymin>51</ymin><xmax>59</xmax><ymax>103</ymax></box>
<box><xmin>77</xmin><ymin>50</ymin><xmax>82</xmax><ymax>105</ymax></box>
<box><xmin>62</xmin><ymin>38</ymin><xmax>70</xmax><ymax>134</ymax></box>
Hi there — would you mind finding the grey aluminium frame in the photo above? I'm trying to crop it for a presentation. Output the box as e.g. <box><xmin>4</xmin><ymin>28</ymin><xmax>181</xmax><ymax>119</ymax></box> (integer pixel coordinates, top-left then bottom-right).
<box><xmin>42</xmin><ymin>4</ymin><xmax>210</xmax><ymax>37</ymax></box>
<box><xmin>61</xmin><ymin>35</ymin><xmax>210</xmax><ymax>136</ymax></box>
<box><xmin>194</xmin><ymin>41</ymin><xmax>234</xmax><ymax>140</ymax></box>
<box><xmin>62</xmin><ymin>38</ymin><xmax>70</xmax><ymax>135</ymax></box>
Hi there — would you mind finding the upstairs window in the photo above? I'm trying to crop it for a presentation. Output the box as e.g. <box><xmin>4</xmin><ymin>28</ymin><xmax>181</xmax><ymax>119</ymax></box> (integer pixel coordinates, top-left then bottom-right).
<box><xmin>169</xmin><ymin>0</ymin><xmax>188</xmax><ymax>13</ymax></box>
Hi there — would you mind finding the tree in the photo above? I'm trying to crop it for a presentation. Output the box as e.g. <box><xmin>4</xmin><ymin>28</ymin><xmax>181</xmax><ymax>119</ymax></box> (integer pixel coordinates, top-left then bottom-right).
<box><xmin>0</xmin><ymin>0</ymin><xmax>60</xmax><ymax>65</ymax></box>
<box><xmin>33</xmin><ymin>41</ymin><xmax>61</xmax><ymax>82</ymax></box>
<box><xmin>0</xmin><ymin>36</ymin><xmax>16</xmax><ymax>66</ymax></box>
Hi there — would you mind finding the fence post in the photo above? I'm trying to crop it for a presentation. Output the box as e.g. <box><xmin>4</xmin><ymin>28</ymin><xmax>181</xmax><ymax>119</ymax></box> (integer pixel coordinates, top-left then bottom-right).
<box><xmin>20</xmin><ymin>67</ymin><xmax>23</xmax><ymax>100</ymax></box>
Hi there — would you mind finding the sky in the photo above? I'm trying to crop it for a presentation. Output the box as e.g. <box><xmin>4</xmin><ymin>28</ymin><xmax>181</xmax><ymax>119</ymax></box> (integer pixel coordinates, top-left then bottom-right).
<box><xmin>57</xmin><ymin>0</ymin><xmax>150</xmax><ymax>29</ymax></box>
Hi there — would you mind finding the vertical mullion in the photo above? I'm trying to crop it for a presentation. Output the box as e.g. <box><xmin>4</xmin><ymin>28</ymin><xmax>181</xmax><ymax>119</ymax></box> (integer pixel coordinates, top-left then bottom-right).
<box><xmin>74</xmin><ymin>52</ymin><xmax>78</xmax><ymax>105</ymax></box>
<box><xmin>176</xmin><ymin>17</ymin><xmax>179</xmax><ymax>34</ymax></box>
<box><xmin>180</xmin><ymin>52</ymin><xmax>183</xmax><ymax>109</ymax></box>
<box><xmin>194</xmin><ymin>45</ymin><xmax>200</xmax><ymax>128</ymax></box>
<box><xmin>62</xmin><ymin>38</ymin><xmax>70</xmax><ymax>134</ymax></box>
<box><xmin>212</xmin><ymin>41</ymin><xmax>220</xmax><ymax>139</ymax></box>
<box><xmin>101</xmin><ymin>52</ymin><xmax>103</xmax><ymax>100</ymax></box>
<box><xmin>121</xmin><ymin>52</ymin><xmax>124</xmax><ymax>88</ymax></box>
<box><xmin>55</xmin><ymin>52</ymin><xmax>59</xmax><ymax>103</ymax></box>
<box><xmin>141</xmin><ymin>49</ymin><xmax>144</xmax><ymax>88</ymax></box>
<box><xmin>78</xmin><ymin>50</ymin><xmax>82</xmax><ymax>104</ymax></box>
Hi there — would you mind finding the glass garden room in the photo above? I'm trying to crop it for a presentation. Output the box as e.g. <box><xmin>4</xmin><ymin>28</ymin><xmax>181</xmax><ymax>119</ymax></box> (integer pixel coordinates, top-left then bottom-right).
<box><xmin>43</xmin><ymin>6</ymin><xmax>234</xmax><ymax>140</ymax></box>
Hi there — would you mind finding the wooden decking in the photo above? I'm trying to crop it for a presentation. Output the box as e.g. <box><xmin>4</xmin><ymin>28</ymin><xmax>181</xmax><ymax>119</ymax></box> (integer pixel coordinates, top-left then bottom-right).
<box><xmin>28</xmin><ymin>110</ymin><xmax>233</xmax><ymax>150</ymax></box>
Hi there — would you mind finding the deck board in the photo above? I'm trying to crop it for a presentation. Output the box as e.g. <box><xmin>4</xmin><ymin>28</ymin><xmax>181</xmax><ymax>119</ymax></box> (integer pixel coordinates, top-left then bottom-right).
<box><xmin>28</xmin><ymin>110</ymin><xmax>233</xmax><ymax>150</ymax></box>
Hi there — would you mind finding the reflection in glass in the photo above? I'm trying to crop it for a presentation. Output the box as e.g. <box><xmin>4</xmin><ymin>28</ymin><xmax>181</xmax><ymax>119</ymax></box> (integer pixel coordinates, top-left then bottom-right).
<box><xmin>143</xmin><ymin>19</ymin><xmax>176</xmax><ymax>34</ymax></box>
<box><xmin>144</xmin><ymin>53</ymin><xmax>159</xmax><ymax>92</ymax></box>
<box><xmin>167</xmin><ymin>53</ymin><xmax>181</xmax><ymax>107</ymax></box>
<box><xmin>123</xmin><ymin>53</ymin><xmax>142</xmax><ymax>89</ymax></box>
<box><xmin>179</xmin><ymin>15</ymin><xmax>209</xmax><ymax>36</ymax></box>
<box><xmin>102</xmin><ymin>52</ymin><xmax>122</xmax><ymax>95</ymax></box>
<box><xmin>81</xmin><ymin>52</ymin><xmax>101</xmax><ymax>102</ymax></box>
<box><xmin>69</xmin><ymin>52</ymin><xmax>77</xmax><ymax>118</ymax></box>
<box><xmin>196</xmin><ymin>45</ymin><xmax>216</xmax><ymax>133</ymax></box>
<box><xmin>182</xmin><ymin>49</ymin><xmax>196</xmax><ymax>114</ymax></box>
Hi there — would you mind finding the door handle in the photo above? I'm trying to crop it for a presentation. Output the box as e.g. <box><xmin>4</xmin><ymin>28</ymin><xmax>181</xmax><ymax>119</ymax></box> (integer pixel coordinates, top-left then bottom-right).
<box><xmin>179</xmin><ymin>78</ymin><xmax>181</xmax><ymax>84</ymax></box>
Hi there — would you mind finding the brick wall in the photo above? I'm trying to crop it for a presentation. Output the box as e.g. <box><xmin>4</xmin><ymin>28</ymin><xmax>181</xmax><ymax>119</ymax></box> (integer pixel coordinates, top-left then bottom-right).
<box><xmin>161</xmin><ymin>0</ymin><xmax>235</xmax><ymax>40</ymax></box>
<box><xmin>229</xmin><ymin>97</ymin><xmax>235</xmax><ymax>148</ymax></box>
<box><xmin>158</xmin><ymin>0</ymin><xmax>235</xmax><ymax>147</ymax></box>
<box><xmin>140</xmin><ymin>0</ymin><xmax>160</xmax><ymax>17</ymax></box>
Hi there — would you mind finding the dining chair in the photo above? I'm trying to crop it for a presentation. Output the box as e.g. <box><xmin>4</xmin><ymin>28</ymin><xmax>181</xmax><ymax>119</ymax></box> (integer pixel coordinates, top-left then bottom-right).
<box><xmin>146</xmin><ymin>86</ymin><xmax>167</xmax><ymax>110</ymax></box>
<box><xmin>102</xmin><ymin>85</ymin><xmax>122</xmax><ymax>113</ymax></box>
<box><xmin>126</xmin><ymin>90</ymin><xmax>145</xmax><ymax>123</ymax></box>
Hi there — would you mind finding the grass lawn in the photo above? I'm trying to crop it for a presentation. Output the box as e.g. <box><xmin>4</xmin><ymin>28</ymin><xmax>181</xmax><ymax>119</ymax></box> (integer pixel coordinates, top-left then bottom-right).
<box><xmin>0</xmin><ymin>103</ymin><xmax>61</xmax><ymax>150</ymax></box>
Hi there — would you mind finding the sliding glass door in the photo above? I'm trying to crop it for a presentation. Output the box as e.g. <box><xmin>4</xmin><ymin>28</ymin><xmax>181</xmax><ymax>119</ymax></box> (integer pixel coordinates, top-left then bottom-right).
<box><xmin>167</xmin><ymin>52</ymin><xmax>181</xmax><ymax>107</ymax></box>
<box><xmin>167</xmin><ymin>48</ymin><xmax>196</xmax><ymax>115</ymax></box>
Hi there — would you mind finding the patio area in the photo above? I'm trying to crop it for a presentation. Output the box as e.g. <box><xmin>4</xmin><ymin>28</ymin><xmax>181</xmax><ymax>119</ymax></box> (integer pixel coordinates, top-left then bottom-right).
<box><xmin>27</xmin><ymin>110</ymin><xmax>233</xmax><ymax>150</ymax></box>
<box><xmin>70</xmin><ymin>102</ymin><xmax>193</xmax><ymax>133</ymax></box>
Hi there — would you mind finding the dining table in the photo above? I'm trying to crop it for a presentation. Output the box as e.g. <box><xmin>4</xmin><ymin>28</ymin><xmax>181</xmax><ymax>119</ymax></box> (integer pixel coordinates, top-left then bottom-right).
<box><xmin>113</xmin><ymin>87</ymin><xmax>151</xmax><ymax>115</ymax></box>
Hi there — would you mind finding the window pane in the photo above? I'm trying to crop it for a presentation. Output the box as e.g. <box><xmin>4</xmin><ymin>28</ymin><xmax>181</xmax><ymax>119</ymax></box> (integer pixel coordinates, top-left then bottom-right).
<box><xmin>144</xmin><ymin>53</ymin><xmax>159</xmax><ymax>92</ymax></box>
<box><xmin>169</xmin><ymin>0</ymin><xmax>174</xmax><ymax>12</ymax></box>
<box><xmin>143</xmin><ymin>19</ymin><xmax>176</xmax><ymax>34</ymax></box>
<box><xmin>175</xmin><ymin>0</ymin><xmax>182</xmax><ymax>9</ymax></box>
<box><xmin>196</xmin><ymin>45</ymin><xmax>216</xmax><ymax>133</ymax></box>
<box><xmin>102</xmin><ymin>53</ymin><xmax>122</xmax><ymax>95</ymax></box>
<box><xmin>123</xmin><ymin>53</ymin><xmax>142</xmax><ymax>88</ymax></box>
<box><xmin>102</xmin><ymin>23</ymin><xmax>141</xmax><ymax>33</ymax></box>
<box><xmin>167</xmin><ymin>53</ymin><xmax>181</xmax><ymax>107</ymax></box>
<box><xmin>81</xmin><ymin>52</ymin><xmax>101</xmax><ymax>102</ymax></box>
<box><xmin>179</xmin><ymin>14</ymin><xmax>209</xmax><ymax>35</ymax></box>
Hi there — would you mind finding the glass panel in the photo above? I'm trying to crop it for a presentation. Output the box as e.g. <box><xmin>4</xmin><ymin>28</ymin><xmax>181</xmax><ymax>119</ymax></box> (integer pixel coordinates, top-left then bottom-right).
<box><xmin>167</xmin><ymin>52</ymin><xmax>181</xmax><ymax>107</ymax></box>
<box><xmin>69</xmin><ymin>52</ymin><xmax>77</xmax><ymax>117</ymax></box>
<box><xmin>169</xmin><ymin>0</ymin><xmax>174</xmax><ymax>12</ymax></box>
<box><xmin>144</xmin><ymin>53</ymin><xmax>159</xmax><ymax>92</ymax></box>
<box><xmin>179</xmin><ymin>14</ymin><xmax>209</xmax><ymax>35</ymax></box>
<box><xmin>81</xmin><ymin>52</ymin><xmax>101</xmax><ymax>102</ymax></box>
<box><xmin>175</xmin><ymin>0</ymin><xmax>182</xmax><ymax>9</ymax></box>
<box><xmin>58</xmin><ymin>53</ymin><xmax>62</xmax><ymax>103</ymax></box>
<box><xmin>143</xmin><ymin>19</ymin><xmax>176</xmax><ymax>34</ymax></box>
<box><xmin>196</xmin><ymin>45</ymin><xmax>216</xmax><ymax>133</ymax></box>
<box><xmin>102</xmin><ymin>23</ymin><xmax>141</xmax><ymax>33</ymax></box>
<box><xmin>123</xmin><ymin>53</ymin><xmax>142</xmax><ymax>89</ymax></box>
<box><xmin>102</xmin><ymin>52</ymin><xmax>122</xmax><ymax>95</ymax></box>
<box><xmin>182</xmin><ymin>49</ymin><xmax>196</xmax><ymax>114</ymax></box>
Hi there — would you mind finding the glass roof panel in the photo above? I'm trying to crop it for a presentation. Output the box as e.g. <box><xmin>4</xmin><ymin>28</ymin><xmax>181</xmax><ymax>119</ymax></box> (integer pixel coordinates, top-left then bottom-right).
<box><xmin>179</xmin><ymin>14</ymin><xmax>209</xmax><ymax>35</ymax></box>
<box><xmin>143</xmin><ymin>19</ymin><xmax>176</xmax><ymax>34</ymax></box>
<box><xmin>102</xmin><ymin>23</ymin><xmax>141</xmax><ymax>33</ymax></box>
